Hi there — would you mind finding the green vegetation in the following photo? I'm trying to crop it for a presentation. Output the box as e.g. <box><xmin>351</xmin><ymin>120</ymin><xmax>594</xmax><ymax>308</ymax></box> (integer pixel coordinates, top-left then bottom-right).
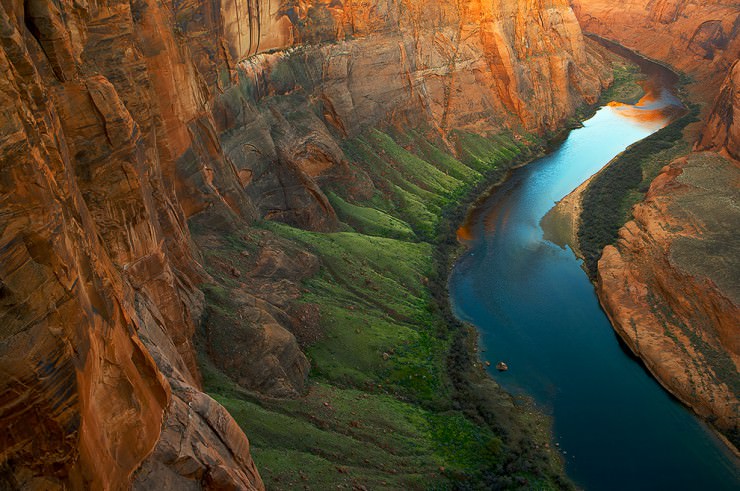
<box><xmin>600</xmin><ymin>61</ymin><xmax>645</xmax><ymax>105</ymax></box>
<box><xmin>264</xmin><ymin>223</ymin><xmax>443</xmax><ymax>397</ymax></box>
<box><xmin>197</xmin><ymin>126</ymin><xmax>573</xmax><ymax>489</ymax></box>
<box><xmin>196</xmin><ymin>48</ymin><xmax>657</xmax><ymax>488</ymax></box>
<box><xmin>206</xmin><ymin>365</ymin><xmax>505</xmax><ymax>489</ymax></box>
<box><xmin>327</xmin><ymin>192</ymin><xmax>417</xmax><ymax>240</ymax></box>
<box><xmin>578</xmin><ymin>102</ymin><xmax>700</xmax><ymax>277</ymax></box>
<box><xmin>451</xmin><ymin>131</ymin><xmax>524</xmax><ymax>173</ymax></box>
<box><xmin>339</xmin><ymin>128</ymin><xmax>534</xmax><ymax>240</ymax></box>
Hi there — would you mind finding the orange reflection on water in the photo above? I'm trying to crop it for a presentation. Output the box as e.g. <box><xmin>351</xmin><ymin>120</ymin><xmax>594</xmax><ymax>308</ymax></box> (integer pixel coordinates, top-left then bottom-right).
<box><xmin>456</xmin><ymin>78</ymin><xmax>683</xmax><ymax>244</ymax></box>
<box><xmin>607</xmin><ymin>79</ymin><xmax>681</xmax><ymax>126</ymax></box>
<box><xmin>457</xmin><ymin>195</ymin><xmax>514</xmax><ymax>242</ymax></box>
<box><xmin>484</xmin><ymin>202</ymin><xmax>512</xmax><ymax>236</ymax></box>
<box><xmin>457</xmin><ymin>225</ymin><xmax>474</xmax><ymax>241</ymax></box>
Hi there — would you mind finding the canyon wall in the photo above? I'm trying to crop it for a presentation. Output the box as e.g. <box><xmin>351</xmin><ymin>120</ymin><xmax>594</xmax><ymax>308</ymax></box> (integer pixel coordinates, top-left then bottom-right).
<box><xmin>598</xmin><ymin>152</ymin><xmax>740</xmax><ymax>448</ymax></box>
<box><xmin>0</xmin><ymin>0</ymin><xmax>608</xmax><ymax>488</ymax></box>
<box><xmin>571</xmin><ymin>0</ymin><xmax>740</xmax><ymax>101</ymax></box>
<box><xmin>697</xmin><ymin>60</ymin><xmax>740</xmax><ymax>160</ymax></box>
<box><xmin>0</xmin><ymin>0</ymin><xmax>264</xmax><ymax>487</ymax></box>
<box><xmin>569</xmin><ymin>0</ymin><xmax>739</xmax><ymax>450</ymax></box>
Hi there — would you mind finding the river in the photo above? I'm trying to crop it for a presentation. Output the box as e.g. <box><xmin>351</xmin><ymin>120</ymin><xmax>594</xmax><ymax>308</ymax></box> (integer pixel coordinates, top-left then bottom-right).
<box><xmin>448</xmin><ymin>46</ymin><xmax>740</xmax><ymax>490</ymax></box>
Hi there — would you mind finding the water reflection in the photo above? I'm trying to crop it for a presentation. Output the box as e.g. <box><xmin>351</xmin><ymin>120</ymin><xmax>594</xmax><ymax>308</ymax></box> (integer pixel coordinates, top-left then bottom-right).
<box><xmin>448</xmin><ymin>43</ymin><xmax>740</xmax><ymax>490</ymax></box>
<box><xmin>609</xmin><ymin>79</ymin><xmax>684</xmax><ymax>124</ymax></box>
<box><xmin>456</xmin><ymin>76</ymin><xmax>683</xmax><ymax>244</ymax></box>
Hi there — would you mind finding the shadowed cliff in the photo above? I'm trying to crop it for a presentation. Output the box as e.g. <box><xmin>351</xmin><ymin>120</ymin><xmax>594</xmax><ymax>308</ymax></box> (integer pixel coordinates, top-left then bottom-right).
<box><xmin>0</xmin><ymin>0</ymin><xmax>610</xmax><ymax>488</ymax></box>
<box><xmin>554</xmin><ymin>0</ymin><xmax>740</xmax><ymax>451</ymax></box>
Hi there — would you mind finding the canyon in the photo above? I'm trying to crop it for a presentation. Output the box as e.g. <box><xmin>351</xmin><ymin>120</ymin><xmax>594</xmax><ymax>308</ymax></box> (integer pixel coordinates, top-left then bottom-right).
<box><xmin>0</xmin><ymin>0</ymin><xmax>609</xmax><ymax>488</ymax></box>
<box><xmin>571</xmin><ymin>0</ymin><xmax>740</xmax><ymax>101</ymax></box>
<box><xmin>557</xmin><ymin>0</ymin><xmax>740</xmax><ymax>451</ymax></box>
<box><xmin>596</xmin><ymin>60</ymin><xmax>740</xmax><ymax>451</ymax></box>
<box><xmin>0</xmin><ymin>0</ymin><xmax>737</xmax><ymax>489</ymax></box>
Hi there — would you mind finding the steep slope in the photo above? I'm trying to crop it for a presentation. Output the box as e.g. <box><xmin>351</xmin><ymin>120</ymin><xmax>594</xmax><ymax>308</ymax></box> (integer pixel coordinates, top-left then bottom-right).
<box><xmin>0</xmin><ymin>1</ymin><xmax>263</xmax><ymax>488</ymax></box>
<box><xmin>571</xmin><ymin>0</ymin><xmax>740</xmax><ymax>101</ymax></box>
<box><xmin>597</xmin><ymin>154</ymin><xmax>739</xmax><ymax>448</ymax></box>
<box><xmin>698</xmin><ymin>59</ymin><xmax>740</xmax><ymax>159</ymax></box>
<box><xmin>1</xmin><ymin>0</ymin><xmax>608</xmax><ymax>488</ymax></box>
<box><xmin>598</xmin><ymin>61</ymin><xmax>740</xmax><ymax>451</ymax></box>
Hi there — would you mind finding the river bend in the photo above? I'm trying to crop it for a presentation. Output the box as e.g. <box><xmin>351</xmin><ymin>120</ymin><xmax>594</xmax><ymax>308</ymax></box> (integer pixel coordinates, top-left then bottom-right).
<box><xmin>449</xmin><ymin>51</ymin><xmax>740</xmax><ymax>490</ymax></box>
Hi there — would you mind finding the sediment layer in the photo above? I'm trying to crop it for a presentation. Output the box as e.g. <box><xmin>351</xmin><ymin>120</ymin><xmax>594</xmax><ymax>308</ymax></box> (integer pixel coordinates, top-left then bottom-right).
<box><xmin>0</xmin><ymin>0</ymin><xmax>609</xmax><ymax>487</ymax></box>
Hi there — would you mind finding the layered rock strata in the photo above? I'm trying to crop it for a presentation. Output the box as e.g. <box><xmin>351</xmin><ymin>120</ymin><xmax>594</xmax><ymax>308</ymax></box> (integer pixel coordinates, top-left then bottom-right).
<box><xmin>544</xmin><ymin>2</ymin><xmax>740</xmax><ymax>450</ymax></box>
<box><xmin>571</xmin><ymin>0</ymin><xmax>740</xmax><ymax>100</ymax></box>
<box><xmin>597</xmin><ymin>151</ymin><xmax>739</xmax><ymax>447</ymax></box>
<box><xmin>698</xmin><ymin>60</ymin><xmax>740</xmax><ymax>160</ymax></box>
<box><xmin>597</xmin><ymin>62</ymin><xmax>740</xmax><ymax>450</ymax></box>
<box><xmin>0</xmin><ymin>0</ymin><xmax>608</xmax><ymax>487</ymax></box>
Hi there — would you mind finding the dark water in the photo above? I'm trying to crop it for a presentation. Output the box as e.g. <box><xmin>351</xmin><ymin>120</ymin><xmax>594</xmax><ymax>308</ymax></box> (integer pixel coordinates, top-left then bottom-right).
<box><xmin>448</xmin><ymin>52</ymin><xmax>740</xmax><ymax>490</ymax></box>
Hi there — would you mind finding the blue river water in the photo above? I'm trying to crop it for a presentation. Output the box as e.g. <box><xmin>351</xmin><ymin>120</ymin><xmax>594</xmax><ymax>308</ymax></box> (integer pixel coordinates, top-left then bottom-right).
<box><xmin>448</xmin><ymin>71</ymin><xmax>740</xmax><ymax>489</ymax></box>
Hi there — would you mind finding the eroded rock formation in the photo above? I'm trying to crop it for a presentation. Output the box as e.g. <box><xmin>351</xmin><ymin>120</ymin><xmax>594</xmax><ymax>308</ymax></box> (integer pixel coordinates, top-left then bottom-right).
<box><xmin>597</xmin><ymin>151</ymin><xmax>739</xmax><ymax>448</ymax></box>
<box><xmin>542</xmin><ymin>1</ymin><xmax>740</xmax><ymax>451</ymax></box>
<box><xmin>698</xmin><ymin>60</ymin><xmax>740</xmax><ymax>159</ymax></box>
<box><xmin>1</xmin><ymin>0</ymin><xmax>608</xmax><ymax>487</ymax></box>
<box><xmin>0</xmin><ymin>0</ymin><xmax>263</xmax><ymax>487</ymax></box>
<box><xmin>597</xmin><ymin>57</ymin><xmax>740</xmax><ymax>451</ymax></box>
<box><xmin>571</xmin><ymin>0</ymin><xmax>740</xmax><ymax>99</ymax></box>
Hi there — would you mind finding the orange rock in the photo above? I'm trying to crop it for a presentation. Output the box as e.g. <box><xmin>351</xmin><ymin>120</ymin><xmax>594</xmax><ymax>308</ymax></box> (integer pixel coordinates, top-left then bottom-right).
<box><xmin>560</xmin><ymin>1</ymin><xmax>740</xmax><ymax>453</ymax></box>
<box><xmin>698</xmin><ymin>61</ymin><xmax>740</xmax><ymax>160</ymax></box>
<box><xmin>571</xmin><ymin>0</ymin><xmax>740</xmax><ymax>103</ymax></box>
<box><xmin>0</xmin><ymin>0</ymin><xmax>612</xmax><ymax>486</ymax></box>
<box><xmin>598</xmin><ymin>151</ymin><xmax>739</xmax><ymax>451</ymax></box>
<box><xmin>595</xmin><ymin>59</ymin><xmax>740</xmax><ymax>452</ymax></box>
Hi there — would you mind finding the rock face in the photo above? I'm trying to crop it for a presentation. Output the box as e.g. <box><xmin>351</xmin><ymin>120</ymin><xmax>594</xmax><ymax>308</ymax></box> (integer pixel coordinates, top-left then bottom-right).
<box><xmin>597</xmin><ymin>152</ymin><xmax>740</xmax><ymax>448</ymax></box>
<box><xmin>559</xmin><ymin>0</ymin><xmax>740</xmax><ymax>451</ymax></box>
<box><xmin>571</xmin><ymin>0</ymin><xmax>740</xmax><ymax>99</ymax></box>
<box><xmin>597</xmin><ymin>61</ymin><xmax>740</xmax><ymax>450</ymax></box>
<box><xmin>0</xmin><ymin>0</ymin><xmax>606</xmax><ymax>487</ymax></box>
<box><xmin>698</xmin><ymin>60</ymin><xmax>740</xmax><ymax>160</ymax></box>
<box><xmin>0</xmin><ymin>0</ymin><xmax>263</xmax><ymax>487</ymax></box>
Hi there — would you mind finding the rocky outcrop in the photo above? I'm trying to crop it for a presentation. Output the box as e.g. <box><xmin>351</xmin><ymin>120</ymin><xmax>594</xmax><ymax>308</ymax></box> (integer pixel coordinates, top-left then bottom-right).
<box><xmin>0</xmin><ymin>0</ymin><xmax>266</xmax><ymax>486</ymax></box>
<box><xmin>698</xmin><ymin>60</ymin><xmax>740</xmax><ymax>159</ymax></box>
<box><xmin>1</xmin><ymin>0</ymin><xmax>607</xmax><ymax>487</ymax></box>
<box><xmin>200</xmin><ymin>0</ymin><xmax>611</xmax><ymax>231</ymax></box>
<box><xmin>571</xmin><ymin>0</ymin><xmax>740</xmax><ymax>100</ymax></box>
<box><xmin>0</xmin><ymin>0</ymin><xmax>261</xmax><ymax>487</ymax></box>
<box><xmin>537</xmin><ymin>3</ymin><xmax>740</xmax><ymax>451</ymax></box>
<box><xmin>596</xmin><ymin>61</ymin><xmax>740</xmax><ymax>451</ymax></box>
<box><xmin>597</xmin><ymin>152</ymin><xmax>739</xmax><ymax>448</ymax></box>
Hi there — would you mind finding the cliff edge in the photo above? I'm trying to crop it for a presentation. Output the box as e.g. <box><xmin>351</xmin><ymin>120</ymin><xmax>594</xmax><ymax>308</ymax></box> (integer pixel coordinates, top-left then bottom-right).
<box><xmin>0</xmin><ymin>0</ymin><xmax>608</xmax><ymax>488</ymax></box>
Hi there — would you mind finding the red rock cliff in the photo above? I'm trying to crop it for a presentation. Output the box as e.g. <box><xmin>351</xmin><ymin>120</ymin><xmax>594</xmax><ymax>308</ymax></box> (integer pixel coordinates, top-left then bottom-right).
<box><xmin>596</xmin><ymin>49</ymin><xmax>740</xmax><ymax>451</ymax></box>
<box><xmin>0</xmin><ymin>0</ymin><xmax>263</xmax><ymax>487</ymax></box>
<box><xmin>698</xmin><ymin>60</ymin><xmax>740</xmax><ymax>159</ymax></box>
<box><xmin>0</xmin><ymin>0</ymin><xmax>607</xmax><ymax>487</ymax></box>
<box><xmin>565</xmin><ymin>0</ymin><xmax>740</xmax><ymax>450</ymax></box>
<box><xmin>571</xmin><ymin>0</ymin><xmax>740</xmax><ymax>100</ymax></box>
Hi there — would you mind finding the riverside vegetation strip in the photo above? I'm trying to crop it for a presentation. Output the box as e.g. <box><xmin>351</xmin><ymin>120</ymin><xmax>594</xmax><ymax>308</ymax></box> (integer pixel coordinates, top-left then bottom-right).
<box><xmin>578</xmin><ymin>96</ymin><xmax>699</xmax><ymax>277</ymax></box>
<box><xmin>543</xmin><ymin>42</ymin><xmax>740</xmax><ymax>453</ymax></box>
<box><xmin>192</xmin><ymin>56</ymin><xmax>644</xmax><ymax>490</ymax></box>
<box><xmin>561</xmin><ymin>37</ymin><xmax>702</xmax><ymax>277</ymax></box>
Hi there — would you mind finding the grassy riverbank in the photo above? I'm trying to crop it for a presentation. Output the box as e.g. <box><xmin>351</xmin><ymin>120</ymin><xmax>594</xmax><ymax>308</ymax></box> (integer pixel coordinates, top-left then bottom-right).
<box><xmin>194</xmin><ymin>51</ymin><xmax>645</xmax><ymax>490</ymax></box>
<box><xmin>578</xmin><ymin>94</ymin><xmax>699</xmax><ymax>276</ymax></box>
<box><xmin>199</xmin><ymin>127</ymin><xmax>572</xmax><ymax>489</ymax></box>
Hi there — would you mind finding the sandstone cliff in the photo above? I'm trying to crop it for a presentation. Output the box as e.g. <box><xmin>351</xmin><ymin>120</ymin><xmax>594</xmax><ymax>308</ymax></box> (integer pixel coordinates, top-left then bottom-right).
<box><xmin>571</xmin><ymin>0</ymin><xmax>740</xmax><ymax>101</ymax></box>
<box><xmin>0</xmin><ymin>0</ymin><xmax>607</xmax><ymax>487</ymax></box>
<box><xmin>0</xmin><ymin>0</ymin><xmax>264</xmax><ymax>487</ymax></box>
<box><xmin>597</xmin><ymin>150</ymin><xmax>739</xmax><ymax>449</ymax></box>
<box><xmin>596</xmin><ymin>56</ymin><xmax>740</xmax><ymax>451</ymax></box>
<box><xmin>538</xmin><ymin>2</ymin><xmax>740</xmax><ymax>451</ymax></box>
<box><xmin>698</xmin><ymin>60</ymin><xmax>740</xmax><ymax>159</ymax></box>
